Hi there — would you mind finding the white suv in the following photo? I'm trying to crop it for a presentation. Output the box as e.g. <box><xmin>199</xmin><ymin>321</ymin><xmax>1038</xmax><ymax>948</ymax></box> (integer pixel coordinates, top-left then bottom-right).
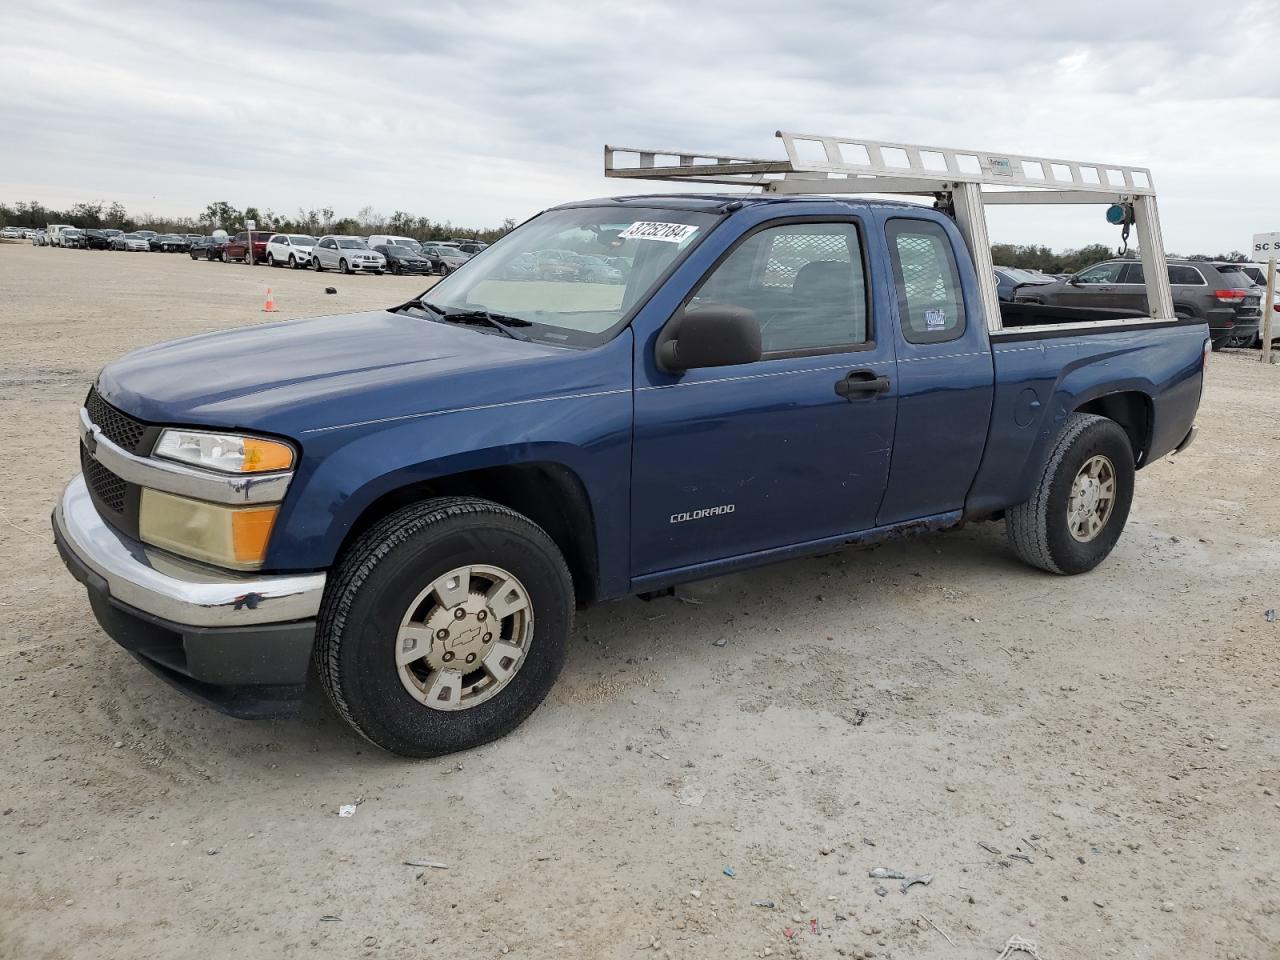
<box><xmin>311</xmin><ymin>236</ymin><xmax>386</xmax><ymax>274</ymax></box>
<box><xmin>265</xmin><ymin>234</ymin><xmax>318</xmax><ymax>269</ymax></box>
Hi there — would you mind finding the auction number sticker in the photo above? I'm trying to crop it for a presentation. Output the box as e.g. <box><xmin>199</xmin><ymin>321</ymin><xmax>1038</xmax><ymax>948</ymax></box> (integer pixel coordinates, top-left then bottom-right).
<box><xmin>924</xmin><ymin>308</ymin><xmax>947</xmax><ymax>329</ymax></box>
<box><xmin>619</xmin><ymin>221</ymin><xmax>699</xmax><ymax>243</ymax></box>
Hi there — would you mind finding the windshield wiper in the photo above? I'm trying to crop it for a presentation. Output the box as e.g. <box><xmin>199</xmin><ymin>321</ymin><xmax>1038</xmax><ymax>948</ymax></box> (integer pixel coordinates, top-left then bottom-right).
<box><xmin>396</xmin><ymin>296</ymin><xmax>447</xmax><ymax>316</ymax></box>
<box><xmin>442</xmin><ymin>309</ymin><xmax>533</xmax><ymax>341</ymax></box>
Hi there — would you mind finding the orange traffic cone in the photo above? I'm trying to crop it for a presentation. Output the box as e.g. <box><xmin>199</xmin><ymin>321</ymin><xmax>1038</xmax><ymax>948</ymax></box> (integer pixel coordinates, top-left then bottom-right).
<box><xmin>263</xmin><ymin>288</ymin><xmax>278</xmax><ymax>313</ymax></box>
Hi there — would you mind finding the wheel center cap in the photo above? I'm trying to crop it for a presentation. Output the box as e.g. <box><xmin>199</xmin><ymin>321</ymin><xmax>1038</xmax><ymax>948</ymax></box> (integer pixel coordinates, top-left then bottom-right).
<box><xmin>423</xmin><ymin>591</ymin><xmax>495</xmax><ymax>671</ymax></box>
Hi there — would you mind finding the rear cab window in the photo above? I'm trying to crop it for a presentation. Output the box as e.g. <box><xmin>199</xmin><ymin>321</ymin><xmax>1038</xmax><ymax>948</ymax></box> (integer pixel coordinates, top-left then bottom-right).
<box><xmin>885</xmin><ymin>219</ymin><xmax>966</xmax><ymax>344</ymax></box>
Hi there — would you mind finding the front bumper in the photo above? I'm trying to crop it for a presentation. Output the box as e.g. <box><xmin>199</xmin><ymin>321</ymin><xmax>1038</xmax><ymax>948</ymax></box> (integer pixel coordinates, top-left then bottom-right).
<box><xmin>52</xmin><ymin>475</ymin><xmax>326</xmax><ymax>716</ymax></box>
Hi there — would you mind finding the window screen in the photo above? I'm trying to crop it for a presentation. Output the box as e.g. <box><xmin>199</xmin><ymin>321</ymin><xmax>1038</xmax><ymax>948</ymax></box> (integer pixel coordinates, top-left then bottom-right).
<box><xmin>886</xmin><ymin>219</ymin><xmax>966</xmax><ymax>344</ymax></box>
<box><xmin>687</xmin><ymin>221</ymin><xmax>869</xmax><ymax>354</ymax></box>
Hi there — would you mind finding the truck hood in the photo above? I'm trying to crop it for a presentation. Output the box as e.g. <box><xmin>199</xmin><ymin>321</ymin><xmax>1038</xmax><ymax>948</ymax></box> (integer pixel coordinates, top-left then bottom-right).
<box><xmin>95</xmin><ymin>309</ymin><xmax>580</xmax><ymax>435</ymax></box>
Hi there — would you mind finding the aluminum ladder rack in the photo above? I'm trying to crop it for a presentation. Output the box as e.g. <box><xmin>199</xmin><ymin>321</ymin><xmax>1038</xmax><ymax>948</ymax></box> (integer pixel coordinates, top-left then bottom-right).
<box><xmin>604</xmin><ymin>131</ymin><xmax>1174</xmax><ymax>330</ymax></box>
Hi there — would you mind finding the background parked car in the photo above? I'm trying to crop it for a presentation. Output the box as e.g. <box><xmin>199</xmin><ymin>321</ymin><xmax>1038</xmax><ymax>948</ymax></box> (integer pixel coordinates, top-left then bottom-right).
<box><xmin>311</xmin><ymin>235</ymin><xmax>385</xmax><ymax>274</ymax></box>
<box><xmin>31</xmin><ymin>230</ymin><xmax>47</xmax><ymax>246</ymax></box>
<box><xmin>153</xmin><ymin>234</ymin><xmax>189</xmax><ymax>252</ymax></box>
<box><xmin>61</xmin><ymin>228</ymin><xmax>84</xmax><ymax>249</ymax></box>
<box><xmin>1213</xmin><ymin>261</ymin><xmax>1280</xmax><ymax>346</ymax></box>
<box><xmin>111</xmin><ymin>232</ymin><xmax>151</xmax><ymax>252</ymax></box>
<box><xmin>102</xmin><ymin>228</ymin><xmax>123</xmax><ymax>244</ymax></box>
<box><xmin>221</xmin><ymin>230</ymin><xmax>274</xmax><ymax>263</ymax></box>
<box><xmin>993</xmin><ymin>266</ymin><xmax>1055</xmax><ymax>302</ymax></box>
<box><xmin>1017</xmin><ymin>257</ymin><xmax>1262</xmax><ymax>349</ymax></box>
<box><xmin>45</xmin><ymin>224</ymin><xmax>74</xmax><ymax>246</ymax></box>
<box><xmin>374</xmin><ymin>243</ymin><xmax>434</xmax><ymax>275</ymax></box>
<box><xmin>367</xmin><ymin>234</ymin><xmax>423</xmax><ymax>253</ymax></box>
<box><xmin>568</xmin><ymin>253</ymin><xmax>625</xmax><ymax>283</ymax></box>
<box><xmin>0</xmin><ymin>226</ymin><xmax>22</xmax><ymax>239</ymax></box>
<box><xmin>80</xmin><ymin>229</ymin><xmax>111</xmax><ymax>250</ymax></box>
<box><xmin>264</xmin><ymin>234</ymin><xmax>317</xmax><ymax>269</ymax></box>
<box><xmin>421</xmin><ymin>242</ymin><xmax>471</xmax><ymax>275</ymax></box>
<box><xmin>187</xmin><ymin>236</ymin><xmax>220</xmax><ymax>259</ymax></box>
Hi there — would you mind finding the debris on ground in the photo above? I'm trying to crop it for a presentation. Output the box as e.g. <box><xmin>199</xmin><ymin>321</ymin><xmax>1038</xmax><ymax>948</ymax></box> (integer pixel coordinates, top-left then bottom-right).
<box><xmin>1267</xmin><ymin>609</ymin><xmax>1276</xmax><ymax>623</ymax></box>
<box><xmin>723</xmin><ymin>866</ymin><xmax>736</xmax><ymax>878</ymax></box>
<box><xmin>868</xmin><ymin>867</ymin><xmax>906</xmax><ymax>879</ymax></box>
<box><xmin>996</xmin><ymin>934</ymin><xmax>1044</xmax><ymax>959</ymax></box>
<box><xmin>751</xmin><ymin>899</ymin><xmax>775</xmax><ymax>908</ymax></box>
<box><xmin>676</xmin><ymin>783</ymin><xmax>705</xmax><ymax>807</ymax></box>
<box><xmin>874</xmin><ymin>885</ymin><xmax>888</xmax><ymax>897</ymax></box>
<box><xmin>862</xmin><ymin>837</ymin><xmax>876</xmax><ymax>847</ymax></box>
<box><xmin>1009</xmin><ymin>853</ymin><xmax>1033</xmax><ymax>864</ymax></box>
<box><xmin>403</xmin><ymin>859</ymin><xmax>448</xmax><ymax>869</ymax></box>
<box><xmin>901</xmin><ymin>874</ymin><xmax>933</xmax><ymax>894</ymax></box>
<box><xmin>978</xmin><ymin>841</ymin><xmax>1002</xmax><ymax>855</ymax></box>
<box><xmin>319</xmin><ymin>916</ymin><xmax>342</xmax><ymax>923</ymax></box>
<box><xmin>674</xmin><ymin>595</ymin><xmax>704</xmax><ymax>606</ymax></box>
<box><xmin>712</xmin><ymin>636</ymin><xmax>727</xmax><ymax>647</ymax></box>
<box><xmin>921</xmin><ymin>913</ymin><xmax>956</xmax><ymax>947</ymax></box>
<box><xmin>324</xmin><ymin>287</ymin><xmax>337</xmax><ymax>294</ymax></box>
<box><xmin>337</xmin><ymin>804</ymin><xmax>358</xmax><ymax>818</ymax></box>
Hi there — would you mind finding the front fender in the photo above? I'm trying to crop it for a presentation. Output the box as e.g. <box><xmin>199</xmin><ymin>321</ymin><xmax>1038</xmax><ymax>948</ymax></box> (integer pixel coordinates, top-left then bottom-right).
<box><xmin>263</xmin><ymin>392</ymin><xmax>632</xmax><ymax>588</ymax></box>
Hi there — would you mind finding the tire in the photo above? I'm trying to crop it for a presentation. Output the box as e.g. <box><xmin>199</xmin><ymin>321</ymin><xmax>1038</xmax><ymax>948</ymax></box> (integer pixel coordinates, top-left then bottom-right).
<box><xmin>314</xmin><ymin>497</ymin><xmax>574</xmax><ymax>758</ymax></box>
<box><xmin>312</xmin><ymin>256</ymin><xmax>323</xmax><ymax>272</ymax></box>
<box><xmin>221</xmin><ymin>250</ymin><xmax>229</xmax><ymax>263</ymax></box>
<box><xmin>375</xmin><ymin>270</ymin><xmax>384</xmax><ymax>276</ymax></box>
<box><xmin>1006</xmin><ymin>412</ymin><xmax>1135</xmax><ymax>575</ymax></box>
<box><xmin>438</xmin><ymin>263</ymin><xmax>451</xmax><ymax>277</ymax></box>
<box><xmin>1211</xmin><ymin>339</ymin><xmax>1226</xmax><ymax>352</ymax></box>
<box><xmin>267</xmin><ymin>252</ymin><xmax>276</xmax><ymax>267</ymax></box>
<box><xmin>340</xmin><ymin>258</ymin><xmax>350</xmax><ymax>274</ymax></box>
<box><xmin>288</xmin><ymin>255</ymin><xmax>297</xmax><ymax>269</ymax></box>
<box><xmin>390</xmin><ymin>261</ymin><xmax>401</xmax><ymax>275</ymax></box>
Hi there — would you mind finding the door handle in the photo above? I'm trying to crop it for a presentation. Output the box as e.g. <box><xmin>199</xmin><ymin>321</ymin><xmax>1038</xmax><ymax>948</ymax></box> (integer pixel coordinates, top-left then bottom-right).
<box><xmin>835</xmin><ymin>370</ymin><xmax>891</xmax><ymax>398</ymax></box>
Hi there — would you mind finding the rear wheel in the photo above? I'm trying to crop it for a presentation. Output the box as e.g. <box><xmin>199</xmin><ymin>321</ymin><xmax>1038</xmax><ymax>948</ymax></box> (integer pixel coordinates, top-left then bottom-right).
<box><xmin>315</xmin><ymin>497</ymin><xmax>573</xmax><ymax>757</ymax></box>
<box><xmin>1006</xmin><ymin>413</ymin><xmax>1135</xmax><ymax>575</ymax></box>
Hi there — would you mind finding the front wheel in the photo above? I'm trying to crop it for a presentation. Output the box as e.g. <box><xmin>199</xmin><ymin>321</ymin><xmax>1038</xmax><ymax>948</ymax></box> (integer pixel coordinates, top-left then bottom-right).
<box><xmin>340</xmin><ymin>258</ymin><xmax>351</xmax><ymax>274</ymax></box>
<box><xmin>312</xmin><ymin>256</ymin><xmax>323</xmax><ymax>272</ymax></box>
<box><xmin>315</xmin><ymin>498</ymin><xmax>574</xmax><ymax>757</ymax></box>
<box><xmin>1006</xmin><ymin>413</ymin><xmax>1135</xmax><ymax>575</ymax></box>
<box><xmin>288</xmin><ymin>255</ymin><xmax>297</xmax><ymax>269</ymax></box>
<box><xmin>438</xmin><ymin>263</ymin><xmax>451</xmax><ymax>277</ymax></box>
<box><xmin>221</xmin><ymin>250</ymin><xmax>229</xmax><ymax>263</ymax></box>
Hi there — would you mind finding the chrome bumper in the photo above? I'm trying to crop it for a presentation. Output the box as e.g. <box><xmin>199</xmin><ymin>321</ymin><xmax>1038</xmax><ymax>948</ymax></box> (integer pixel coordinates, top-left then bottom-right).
<box><xmin>54</xmin><ymin>474</ymin><xmax>325</xmax><ymax>628</ymax></box>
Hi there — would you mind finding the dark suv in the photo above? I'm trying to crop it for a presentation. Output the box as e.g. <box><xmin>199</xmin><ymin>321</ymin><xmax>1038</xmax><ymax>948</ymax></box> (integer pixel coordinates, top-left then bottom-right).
<box><xmin>81</xmin><ymin>229</ymin><xmax>111</xmax><ymax>250</ymax></box>
<box><xmin>1018</xmin><ymin>257</ymin><xmax>1261</xmax><ymax>349</ymax></box>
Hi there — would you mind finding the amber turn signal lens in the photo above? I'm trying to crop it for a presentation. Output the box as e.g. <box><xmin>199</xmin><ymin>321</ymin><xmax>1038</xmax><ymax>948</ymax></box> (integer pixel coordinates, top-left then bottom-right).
<box><xmin>241</xmin><ymin>438</ymin><xmax>294</xmax><ymax>473</ymax></box>
<box><xmin>231</xmin><ymin>506</ymin><xmax>279</xmax><ymax>565</ymax></box>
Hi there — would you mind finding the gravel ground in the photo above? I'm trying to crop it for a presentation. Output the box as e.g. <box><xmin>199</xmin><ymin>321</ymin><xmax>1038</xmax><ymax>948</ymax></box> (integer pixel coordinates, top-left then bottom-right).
<box><xmin>1</xmin><ymin>241</ymin><xmax>1277</xmax><ymax>960</ymax></box>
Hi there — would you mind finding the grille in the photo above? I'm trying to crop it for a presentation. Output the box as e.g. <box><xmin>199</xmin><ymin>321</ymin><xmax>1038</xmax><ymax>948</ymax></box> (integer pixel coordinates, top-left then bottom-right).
<box><xmin>85</xmin><ymin>387</ymin><xmax>147</xmax><ymax>453</ymax></box>
<box><xmin>83</xmin><ymin>452</ymin><xmax>127</xmax><ymax>516</ymax></box>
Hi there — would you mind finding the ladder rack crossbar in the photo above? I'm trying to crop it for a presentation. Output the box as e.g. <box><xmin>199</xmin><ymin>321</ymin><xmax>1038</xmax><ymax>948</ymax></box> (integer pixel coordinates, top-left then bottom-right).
<box><xmin>603</xmin><ymin>133</ymin><xmax>1154</xmax><ymax>197</ymax></box>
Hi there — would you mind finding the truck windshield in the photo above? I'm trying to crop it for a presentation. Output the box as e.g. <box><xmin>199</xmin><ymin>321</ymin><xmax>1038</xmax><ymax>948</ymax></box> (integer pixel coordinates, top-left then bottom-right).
<box><xmin>418</xmin><ymin>206</ymin><xmax>720</xmax><ymax>347</ymax></box>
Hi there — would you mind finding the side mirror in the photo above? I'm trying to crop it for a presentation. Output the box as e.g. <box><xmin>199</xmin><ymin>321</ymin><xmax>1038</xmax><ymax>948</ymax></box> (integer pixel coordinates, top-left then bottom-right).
<box><xmin>1068</xmin><ymin>277</ymin><xmax>1083</xmax><ymax>286</ymax></box>
<box><xmin>657</xmin><ymin>306</ymin><xmax>762</xmax><ymax>373</ymax></box>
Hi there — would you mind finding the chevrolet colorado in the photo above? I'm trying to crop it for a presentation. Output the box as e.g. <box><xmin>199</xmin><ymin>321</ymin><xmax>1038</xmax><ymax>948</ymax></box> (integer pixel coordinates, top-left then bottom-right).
<box><xmin>54</xmin><ymin>133</ymin><xmax>1205</xmax><ymax>756</ymax></box>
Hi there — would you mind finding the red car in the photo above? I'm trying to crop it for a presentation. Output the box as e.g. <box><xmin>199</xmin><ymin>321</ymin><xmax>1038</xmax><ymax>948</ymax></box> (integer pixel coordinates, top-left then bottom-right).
<box><xmin>221</xmin><ymin>230</ymin><xmax>274</xmax><ymax>264</ymax></box>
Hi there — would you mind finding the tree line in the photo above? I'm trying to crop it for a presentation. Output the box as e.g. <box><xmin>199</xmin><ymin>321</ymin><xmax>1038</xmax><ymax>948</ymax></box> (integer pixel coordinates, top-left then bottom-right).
<box><xmin>0</xmin><ymin>199</ymin><xmax>517</xmax><ymax>243</ymax></box>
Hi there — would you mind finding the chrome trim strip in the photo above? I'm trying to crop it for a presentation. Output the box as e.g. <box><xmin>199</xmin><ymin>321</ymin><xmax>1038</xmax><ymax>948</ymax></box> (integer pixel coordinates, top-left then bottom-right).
<box><xmin>79</xmin><ymin>408</ymin><xmax>292</xmax><ymax>505</ymax></box>
<box><xmin>56</xmin><ymin>475</ymin><xmax>325</xmax><ymax>627</ymax></box>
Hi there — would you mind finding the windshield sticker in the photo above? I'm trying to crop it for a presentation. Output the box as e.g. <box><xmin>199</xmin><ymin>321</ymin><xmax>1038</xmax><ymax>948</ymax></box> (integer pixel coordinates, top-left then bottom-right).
<box><xmin>618</xmin><ymin>221</ymin><xmax>699</xmax><ymax>244</ymax></box>
<box><xmin>924</xmin><ymin>308</ymin><xmax>947</xmax><ymax>329</ymax></box>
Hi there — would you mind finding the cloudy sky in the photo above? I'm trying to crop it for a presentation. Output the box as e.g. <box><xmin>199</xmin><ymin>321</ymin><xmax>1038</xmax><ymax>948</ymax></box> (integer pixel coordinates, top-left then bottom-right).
<box><xmin>2</xmin><ymin>0</ymin><xmax>1277</xmax><ymax>253</ymax></box>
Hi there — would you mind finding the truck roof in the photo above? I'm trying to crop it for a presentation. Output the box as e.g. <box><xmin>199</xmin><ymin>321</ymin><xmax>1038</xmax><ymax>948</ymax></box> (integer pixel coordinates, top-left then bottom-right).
<box><xmin>553</xmin><ymin>193</ymin><xmax>932</xmax><ymax>213</ymax></box>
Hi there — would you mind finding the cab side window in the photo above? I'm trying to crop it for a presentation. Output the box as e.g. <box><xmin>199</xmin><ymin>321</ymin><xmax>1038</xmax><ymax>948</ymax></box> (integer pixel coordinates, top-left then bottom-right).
<box><xmin>1075</xmin><ymin>262</ymin><xmax>1125</xmax><ymax>284</ymax></box>
<box><xmin>686</xmin><ymin>221</ymin><xmax>869</xmax><ymax>355</ymax></box>
<box><xmin>885</xmin><ymin>219</ymin><xmax>967</xmax><ymax>344</ymax></box>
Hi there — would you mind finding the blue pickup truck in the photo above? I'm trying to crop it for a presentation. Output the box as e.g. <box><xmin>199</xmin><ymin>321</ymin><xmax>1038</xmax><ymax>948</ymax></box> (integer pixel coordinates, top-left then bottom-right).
<box><xmin>54</xmin><ymin>151</ymin><xmax>1207</xmax><ymax>756</ymax></box>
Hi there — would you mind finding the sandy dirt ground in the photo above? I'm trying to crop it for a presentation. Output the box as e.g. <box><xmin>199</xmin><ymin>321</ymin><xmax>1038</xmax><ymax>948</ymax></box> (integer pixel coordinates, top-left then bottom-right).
<box><xmin>0</xmin><ymin>241</ymin><xmax>1277</xmax><ymax>960</ymax></box>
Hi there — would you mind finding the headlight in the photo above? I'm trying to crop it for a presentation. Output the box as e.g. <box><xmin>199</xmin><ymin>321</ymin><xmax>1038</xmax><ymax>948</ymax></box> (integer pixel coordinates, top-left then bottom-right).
<box><xmin>139</xmin><ymin>489</ymin><xmax>278</xmax><ymax>570</ymax></box>
<box><xmin>154</xmin><ymin>429</ymin><xmax>294</xmax><ymax>474</ymax></box>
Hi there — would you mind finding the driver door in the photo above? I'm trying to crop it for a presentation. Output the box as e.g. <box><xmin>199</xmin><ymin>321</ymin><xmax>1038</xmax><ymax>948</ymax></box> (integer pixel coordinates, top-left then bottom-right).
<box><xmin>630</xmin><ymin>218</ymin><xmax>897</xmax><ymax>577</ymax></box>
